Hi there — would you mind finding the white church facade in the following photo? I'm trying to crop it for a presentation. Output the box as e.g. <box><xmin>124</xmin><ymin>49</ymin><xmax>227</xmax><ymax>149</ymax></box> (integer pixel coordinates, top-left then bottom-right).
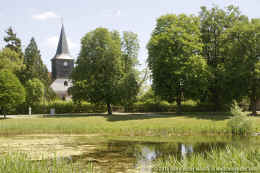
<box><xmin>50</xmin><ymin>25</ymin><xmax>74</xmax><ymax>100</ymax></box>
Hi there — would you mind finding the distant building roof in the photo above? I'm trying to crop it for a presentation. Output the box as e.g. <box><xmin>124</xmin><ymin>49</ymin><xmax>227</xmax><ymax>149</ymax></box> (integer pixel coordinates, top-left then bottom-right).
<box><xmin>52</xmin><ymin>24</ymin><xmax>73</xmax><ymax>60</ymax></box>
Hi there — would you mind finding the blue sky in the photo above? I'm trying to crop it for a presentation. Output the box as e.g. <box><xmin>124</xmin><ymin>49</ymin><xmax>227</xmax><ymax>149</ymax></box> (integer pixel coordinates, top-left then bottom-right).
<box><xmin>0</xmin><ymin>0</ymin><xmax>260</xmax><ymax>71</ymax></box>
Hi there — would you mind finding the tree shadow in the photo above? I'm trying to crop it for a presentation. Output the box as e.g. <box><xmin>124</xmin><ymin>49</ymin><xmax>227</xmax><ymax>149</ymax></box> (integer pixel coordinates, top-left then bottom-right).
<box><xmin>42</xmin><ymin>113</ymin><xmax>107</xmax><ymax>118</ymax></box>
<box><xmin>104</xmin><ymin>112</ymin><xmax>231</xmax><ymax>122</ymax></box>
<box><xmin>41</xmin><ymin>112</ymin><xmax>233</xmax><ymax>121</ymax></box>
<box><xmin>0</xmin><ymin>117</ymin><xmax>10</xmax><ymax>120</ymax></box>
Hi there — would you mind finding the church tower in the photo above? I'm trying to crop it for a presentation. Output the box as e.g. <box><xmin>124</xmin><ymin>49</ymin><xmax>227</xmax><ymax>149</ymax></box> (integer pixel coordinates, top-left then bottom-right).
<box><xmin>50</xmin><ymin>24</ymin><xmax>74</xmax><ymax>100</ymax></box>
<box><xmin>51</xmin><ymin>24</ymin><xmax>74</xmax><ymax>79</ymax></box>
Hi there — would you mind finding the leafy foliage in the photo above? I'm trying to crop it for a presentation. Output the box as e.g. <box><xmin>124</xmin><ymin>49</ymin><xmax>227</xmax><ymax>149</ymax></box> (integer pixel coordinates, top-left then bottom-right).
<box><xmin>23</xmin><ymin>38</ymin><xmax>51</xmax><ymax>86</ymax></box>
<box><xmin>199</xmin><ymin>5</ymin><xmax>247</xmax><ymax>109</ymax></box>
<box><xmin>119</xmin><ymin>31</ymin><xmax>140</xmax><ymax>110</ymax></box>
<box><xmin>25</xmin><ymin>78</ymin><xmax>45</xmax><ymax>107</ymax></box>
<box><xmin>4</xmin><ymin>27</ymin><xmax>23</xmax><ymax>59</ymax></box>
<box><xmin>0</xmin><ymin>48</ymin><xmax>23</xmax><ymax>73</ymax></box>
<box><xmin>224</xmin><ymin>19</ymin><xmax>260</xmax><ymax>115</ymax></box>
<box><xmin>71</xmin><ymin>28</ymin><xmax>123</xmax><ymax>114</ymax></box>
<box><xmin>147</xmin><ymin>14</ymin><xmax>208</xmax><ymax>112</ymax></box>
<box><xmin>0</xmin><ymin>70</ymin><xmax>25</xmax><ymax>117</ymax></box>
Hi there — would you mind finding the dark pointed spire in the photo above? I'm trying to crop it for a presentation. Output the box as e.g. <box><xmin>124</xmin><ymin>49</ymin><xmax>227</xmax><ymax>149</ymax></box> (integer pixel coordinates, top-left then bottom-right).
<box><xmin>56</xmin><ymin>24</ymin><xmax>69</xmax><ymax>55</ymax></box>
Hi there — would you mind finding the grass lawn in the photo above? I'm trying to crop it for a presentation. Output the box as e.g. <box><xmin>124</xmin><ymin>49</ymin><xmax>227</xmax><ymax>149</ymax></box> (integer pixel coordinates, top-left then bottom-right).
<box><xmin>0</xmin><ymin>112</ymin><xmax>260</xmax><ymax>136</ymax></box>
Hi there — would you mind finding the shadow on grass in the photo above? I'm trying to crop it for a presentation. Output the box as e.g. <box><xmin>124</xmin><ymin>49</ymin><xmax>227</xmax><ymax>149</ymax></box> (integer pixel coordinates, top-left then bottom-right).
<box><xmin>0</xmin><ymin>117</ymin><xmax>10</xmax><ymax>120</ymax></box>
<box><xmin>105</xmin><ymin>112</ymin><xmax>231</xmax><ymax>122</ymax></box>
<box><xmin>44</xmin><ymin>112</ymin><xmax>231</xmax><ymax>121</ymax></box>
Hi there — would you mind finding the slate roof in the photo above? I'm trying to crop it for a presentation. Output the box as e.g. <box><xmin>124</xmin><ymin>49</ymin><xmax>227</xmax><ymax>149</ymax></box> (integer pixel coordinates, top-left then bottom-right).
<box><xmin>52</xmin><ymin>24</ymin><xmax>73</xmax><ymax>60</ymax></box>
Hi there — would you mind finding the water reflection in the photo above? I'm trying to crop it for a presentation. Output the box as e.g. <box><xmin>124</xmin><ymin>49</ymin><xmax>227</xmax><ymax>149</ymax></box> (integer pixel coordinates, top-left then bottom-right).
<box><xmin>0</xmin><ymin>135</ymin><xmax>258</xmax><ymax>173</ymax></box>
<box><xmin>78</xmin><ymin>140</ymin><xmax>231</xmax><ymax>173</ymax></box>
<box><xmin>135</xmin><ymin>146</ymin><xmax>156</xmax><ymax>173</ymax></box>
<box><xmin>181</xmin><ymin>144</ymin><xmax>193</xmax><ymax>158</ymax></box>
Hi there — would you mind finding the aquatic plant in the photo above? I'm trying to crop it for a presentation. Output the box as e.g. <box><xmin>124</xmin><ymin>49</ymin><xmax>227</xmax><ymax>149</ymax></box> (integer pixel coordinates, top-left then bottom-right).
<box><xmin>0</xmin><ymin>152</ymin><xmax>94</xmax><ymax>173</ymax></box>
<box><xmin>227</xmin><ymin>101</ymin><xmax>254</xmax><ymax>135</ymax></box>
<box><xmin>153</xmin><ymin>146</ymin><xmax>260</xmax><ymax>172</ymax></box>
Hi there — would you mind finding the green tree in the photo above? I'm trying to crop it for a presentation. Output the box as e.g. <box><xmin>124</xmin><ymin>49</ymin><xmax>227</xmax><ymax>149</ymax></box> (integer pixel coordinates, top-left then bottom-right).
<box><xmin>0</xmin><ymin>48</ymin><xmax>23</xmax><ymax>72</ymax></box>
<box><xmin>4</xmin><ymin>27</ymin><xmax>23</xmax><ymax>59</ymax></box>
<box><xmin>120</xmin><ymin>31</ymin><xmax>140</xmax><ymax>111</ymax></box>
<box><xmin>119</xmin><ymin>72</ymin><xmax>139</xmax><ymax>111</ymax></box>
<box><xmin>3</xmin><ymin>27</ymin><xmax>26</xmax><ymax>83</ymax></box>
<box><xmin>0</xmin><ymin>70</ymin><xmax>25</xmax><ymax>118</ymax></box>
<box><xmin>121</xmin><ymin>31</ymin><xmax>139</xmax><ymax>73</ymax></box>
<box><xmin>147</xmin><ymin>14</ymin><xmax>208</xmax><ymax>112</ymax></box>
<box><xmin>70</xmin><ymin>28</ymin><xmax>123</xmax><ymax>114</ymax></box>
<box><xmin>25</xmin><ymin>78</ymin><xmax>45</xmax><ymax>107</ymax></box>
<box><xmin>199</xmin><ymin>5</ymin><xmax>247</xmax><ymax>110</ymax></box>
<box><xmin>23</xmin><ymin>38</ymin><xmax>51</xmax><ymax>87</ymax></box>
<box><xmin>224</xmin><ymin>19</ymin><xmax>260</xmax><ymax>115</ymax></box>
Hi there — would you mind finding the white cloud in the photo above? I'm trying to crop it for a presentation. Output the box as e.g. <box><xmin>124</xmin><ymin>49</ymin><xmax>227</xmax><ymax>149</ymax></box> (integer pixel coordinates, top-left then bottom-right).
<box><xmin>103</xmin><ymin>10</ymin><xmax>121</xmax><ymax>17</ymax></box>
<box><xmin>32</xmin><ymin>11</ymin><xmax>59</xmax><ymax>20</ymax></box>
<box><xmin>45</xmin><ymin>36</ymin><xmax>78</xmax><ymax>50</ymax></box>
<box><xmin>115</xmin><ymin>10</ymin><xmax>121</xmax><ymax>16</ymax></box>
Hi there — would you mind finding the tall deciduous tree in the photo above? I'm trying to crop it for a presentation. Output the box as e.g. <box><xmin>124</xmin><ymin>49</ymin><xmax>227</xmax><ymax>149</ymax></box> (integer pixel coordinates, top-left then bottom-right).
<box><xmin>147</xmin><ymin>14</ymin><xmax>208</xmax><ymax>112</ymax></box>
<box><xmin>70</xmin><ymin>28</ymin><xmax>123</xmax><ymax>114</ymax></box>
<box><xmin>121</xmin><ymin>31</ymin><xmax>139</xmax><ymax>73</ymax></box>
<box><xmin>0</xmin><ymin>48</ymin><xmax>23</xmax><ymax>72</ymax></box>
<box><xmin>25</xmin><ymin>78</ymin><xmax>45</xmax><ymax>107</ymax></box>
<box><xmin>120</xmin><ymin>31</ymin><xmax>140</xmax><ymax>111</ymax></box>
<box><xmin>224</xmin><ymin>19</ymin><xmax>260</xmax><ymax>115</ymax></box>
<box><xmin>0</xmin><ymin>70</ymin><xmax>25</xmax><ymax>118</ymax></box>
<box><xmin>199</xmin><ymin>5</ymin><xmax>247</xmax><ymax>110</ymax></box>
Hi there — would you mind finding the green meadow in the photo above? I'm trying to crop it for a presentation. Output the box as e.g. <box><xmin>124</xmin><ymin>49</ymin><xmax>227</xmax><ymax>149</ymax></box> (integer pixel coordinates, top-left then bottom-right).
<box><xmin>1</xmin><ymin>112</ymin><xmax>260</xmax><ymax>136</ymax></box>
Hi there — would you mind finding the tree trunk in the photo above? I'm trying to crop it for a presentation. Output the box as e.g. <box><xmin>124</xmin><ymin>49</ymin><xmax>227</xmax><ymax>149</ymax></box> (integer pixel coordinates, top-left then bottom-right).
<box><xmin>213</xmin><ymin>93</ymin><xmax>220</xmax><ymax>112</ymax></box>
<box><xmin>251</xmin><ymin>90</ymin><xmax>257</xmax><ymax>116</ymax></box>
<box><xmin>176</xmin><ymin>91</ymin><xmax>182</xmax><ymax>113</ymax></box>
<box><xmin>0</xmin><ymin>108</ymin><xmax>6</xmax><ymax>119</ymax></box>
<box><xmin>107</xmin><ymin>103</ymin><xmax>112</xmax><ymax>115</ymax></box>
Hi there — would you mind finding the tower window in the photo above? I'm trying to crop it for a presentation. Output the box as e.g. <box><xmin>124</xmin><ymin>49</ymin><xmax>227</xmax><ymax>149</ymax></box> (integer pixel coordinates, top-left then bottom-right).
<box><xmin>64</xmin><ymin>80</ymin><xmax>68</xmax><ymax>86</ymax></box>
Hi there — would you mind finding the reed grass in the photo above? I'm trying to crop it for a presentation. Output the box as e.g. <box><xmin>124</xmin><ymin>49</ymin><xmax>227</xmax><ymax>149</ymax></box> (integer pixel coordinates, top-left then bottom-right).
<box><xmin>0</xmin><ymin>152</ymin><xmax>94</xmax><ymax>173</ymax></box>
<box><xmin>153</xmin><ymin>146</ymin><xmax>260</xmax><ymax>173</ymax></box>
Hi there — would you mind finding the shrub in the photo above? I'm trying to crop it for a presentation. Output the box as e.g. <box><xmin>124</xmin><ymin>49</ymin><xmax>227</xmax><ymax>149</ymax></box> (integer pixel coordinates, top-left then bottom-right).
<box><xmin>13</xmin><ymin>101</ymin><xmax>107</xmax><ymax>115</ymax></box>
<box><xmin>227</xmin><ymin>101</ymin><xmax>254</xmax><ymax>135</ymax></box>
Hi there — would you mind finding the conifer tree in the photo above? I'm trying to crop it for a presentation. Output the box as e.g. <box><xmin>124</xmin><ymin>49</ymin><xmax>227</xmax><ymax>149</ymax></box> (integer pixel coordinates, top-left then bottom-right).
<box><xmin>4</xmin><ymin>27</ymin><xmax>23</xmax><ymax>59</ymax></box>
<box><xmin>24</xmin><ymin>38</ymin><xmax>50</xmax><ymax>86</ymax></box>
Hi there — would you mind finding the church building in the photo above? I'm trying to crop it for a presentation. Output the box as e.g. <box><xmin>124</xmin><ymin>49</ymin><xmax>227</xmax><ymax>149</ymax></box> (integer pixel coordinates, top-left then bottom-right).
<box><xmin>50</xmin><ymin>24</ymin><xmax>74</xmax><ymax>100</ymax></box>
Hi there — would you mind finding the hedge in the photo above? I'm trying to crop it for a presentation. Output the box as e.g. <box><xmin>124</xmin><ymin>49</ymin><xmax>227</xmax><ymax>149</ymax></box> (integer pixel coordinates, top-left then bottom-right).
<box><xmin>8</xmin><ymin>100</ymin><xmax>225</xmax><ymax>115</ymax></box>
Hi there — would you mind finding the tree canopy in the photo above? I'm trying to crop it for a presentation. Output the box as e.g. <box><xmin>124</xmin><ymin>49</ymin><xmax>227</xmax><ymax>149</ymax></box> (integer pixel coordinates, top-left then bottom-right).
<box><xmin>25</xmin><ymin>78</ymin><xmax>45</xmax><ymax>107</ymax></box>
<box><xmin>0</xmin><ymin>70</ymin><xmax>25</xmax><ymax>118</ymax></box>
<box><xmin>70</xmin><ymin>28</ymin><xmax>142</xmax><ymax>114</ymax></box>
<box><xmin>4</xmin><ymin>27</ymin><xmax>23</xmax><ymax>60</ymax></box>
<box><xmin>71</xmin><ymin>28</ymin><xmax>123</xmax><ymax>114</ymax></box>
<box><xmin>23</xmin><ymin>38</ymin><xmax>50</xmax><ymax>86</ymax></box>
<box><xmin>224</xmin><ymin>19</ymin><xmax>260</xmax><ymax>115</ymax></box>
<box><xmin>147</xmin><ymin>14</ymin><xmax>208</xmax><ymax>112</ymax></box>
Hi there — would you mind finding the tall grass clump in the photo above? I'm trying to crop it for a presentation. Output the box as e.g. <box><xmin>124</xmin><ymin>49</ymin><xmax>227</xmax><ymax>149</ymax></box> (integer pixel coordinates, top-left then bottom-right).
<box><xmin>0</xmin><ymin>152</ymin><xmax>94</xmax><ymax>173</ymax></box>
<box><xmin>227</xmin><ymin>101</ymin><xmax>254</xmax><ymax>135</ymax></box>
<box><xmin>153</xmin><ymin>146</ymin><xmax>260</xmax><ymax>172</ymax></box>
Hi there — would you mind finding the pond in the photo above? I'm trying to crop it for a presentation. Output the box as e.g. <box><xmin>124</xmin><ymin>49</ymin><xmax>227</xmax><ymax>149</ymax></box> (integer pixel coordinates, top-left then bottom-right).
<box><xmin>0</xmin><ymin>135</ymin><xmax>259</xmax><ymax>173</ymax></box>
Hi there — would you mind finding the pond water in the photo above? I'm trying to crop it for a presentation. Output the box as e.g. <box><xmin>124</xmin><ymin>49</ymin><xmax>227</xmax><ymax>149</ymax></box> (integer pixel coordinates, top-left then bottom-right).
<box><xmin>0</xmin><ymin>135</ymin><xmax>259</xmax><ymax>173</ymax></box>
